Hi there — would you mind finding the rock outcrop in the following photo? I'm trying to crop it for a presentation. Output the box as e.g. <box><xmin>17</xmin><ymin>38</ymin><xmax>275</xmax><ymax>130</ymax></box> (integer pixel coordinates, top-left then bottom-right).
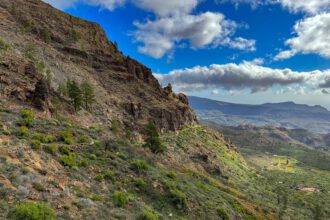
<box><xmin>0</xmin><ymin>0</ymin><xmax>197</xmax><ymax>132</ymax></box>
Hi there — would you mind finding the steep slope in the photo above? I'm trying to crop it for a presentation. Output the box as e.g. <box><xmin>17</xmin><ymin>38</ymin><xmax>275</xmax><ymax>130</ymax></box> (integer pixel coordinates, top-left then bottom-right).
<box><xmin>0</xmin><ymin>104</ymin><xmax>276</xmax><ymax>220</ymax></box>
<box><xmin>0</xmin><ymin>0</ymin><xmax>196</xmax><ymax>134</ymax></box>
<box><xmin>189</xmin><ymin>96</ymin><xmax>330</xmax><ymax>133</ymax></box>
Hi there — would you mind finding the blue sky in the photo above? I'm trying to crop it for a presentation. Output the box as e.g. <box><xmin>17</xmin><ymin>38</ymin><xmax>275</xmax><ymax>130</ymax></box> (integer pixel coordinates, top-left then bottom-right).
<box><xmin>43</xmin><ymin>0</ymin><xmax>330</xmax><ymax>108</ymax></box>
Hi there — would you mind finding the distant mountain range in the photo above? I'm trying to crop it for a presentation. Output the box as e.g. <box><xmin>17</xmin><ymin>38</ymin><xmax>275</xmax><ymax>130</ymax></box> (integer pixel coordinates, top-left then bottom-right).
<box><xmin>189</xmin><ymin>96</ymin><xmax>330</xmax><ymax>133</ymax></box>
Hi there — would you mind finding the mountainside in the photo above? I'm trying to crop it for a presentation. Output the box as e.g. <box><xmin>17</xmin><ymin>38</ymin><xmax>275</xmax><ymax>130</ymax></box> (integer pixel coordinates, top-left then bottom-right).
<box><xmin>0</xmin><ymin>1</ymin><xmax>329</xmax><ymax>220</ymax></box>
<box><xmin>0</xmin><ymin>106</ymin><xmax>271</xmax><ymax>219</ymax></box>
<box><xmin>0</xmin><ymin>0</ymin><xmax>197</xmax><ymax>135</ymax></box>
<box><xmin>0</xmin><ymin>1</ymin><xmax>275</xmax><ymax>219</ymax></box>
<box><xmin>189</xmin><ymin>96</ymin><xmax>330</xmax><ymax>133</ymax></box>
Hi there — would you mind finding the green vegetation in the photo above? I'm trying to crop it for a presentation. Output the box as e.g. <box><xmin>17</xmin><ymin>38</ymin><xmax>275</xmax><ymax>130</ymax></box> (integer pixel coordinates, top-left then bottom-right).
<box><xmin>19</xmin><ymin>109</ymin><xmax>35</xmax><ymax>127</ymax></box>
<box><xmin>143</xmin><ymin>122</ymin><xmax>166</xmax><ymax>154</ymax></box>
<box><xmin>24</xmin><ymin>44</ymin><xmax>37</xmax><ymax>61</ymax></box>
<box><xmin>32</xmin><ymin>133</ymin><xmax>54</xmax><ymax>143</ymax></box>
<box><xmin>79</xmin><ymin>135</ymin><xmax>89</xmax><ymax>144</ymax></box>
<box><xmin>59</xmin><ymin>145</ymin><xmax>71</xmax><ymax>155</ymax></box>
<box><xmin>0</xmin><ymin>38</ymin><xmax>10</xmax><ymax>51</ymax></box>
<box><xmin>138</xmin><ymin>209</ymin><xmax>159</xmax><ymax>220</ymax></box>
<box><xmin>60</xmin><ymin>130</ymin><xmax>74</xmax><ymax>145</ymax></box>
<box><xmin>58</xmin><ymin>79</ymin><xmax>97</xmax><ymax>112</ymax></box>
<box><xmin>67</xmin><ymin>80</ymin><xmax>83</xmax><ymax>112</ymax></box>
<box><xmin>40</xmin><ymin>28</ymin><xmax>51</xmax><ymax>43</ymax></box>
<box><xmin>44</xmin><ymin>144</ymin><xmax>57</xmax><ymax>155</ymax></box>
<box><xmin>80</xmin><ymin>81</ymin><xmax>96</xmax><ymax>111</ymax></box>
<box><xmin>111</xmin><ymin>119</ymin><xmax>120</xmax><ymax>135</ymax></box>
<box><xmin>17</xmin><ymin>126</ymin><xmax>30</xmax><ymax>139</ymax></box>
<box><xmin>32</xmin><ymin>182</ymin><xmax>46</xmax><ymax>192</ymax></box>
<box><xmin>135</xmin><ymin>177</ymin><xmax>146</xmax><ymax>188</ymax></box>
<box><xmin>60</xmin><ymin>153</ymin><xmax>76</xmax><ymax>168</ymax></box>
<box><xmin>3</xmin><ymin>129</ymin><xmax>11</xmax><ymax>135</ymax></box>
<box><xmin>169</xmin><ymin>189</ymin><xmax>187</xmax><ymax>210</ymax></box>
<box><xmin>217</xmin><ymin>207</ymin><xmax>230</xmax><ymax>220</ymax></box>
<box><xmin>22</xmin><ymin>18</ymin><xmax>34</xmax><ymax>32</ymax></box>
<box><xmin>95</xmin><ymin>174</ymin><xmax>104</xmax><ymax>182</ymax></box>
<box><xmin>30</xmin><ymin>139</ymin><xmax>42</xmax><ymax>150</ymax></box>
<box><xmin>104</xmin><ymin>170</ymin><xmax>114</xmax><ymax>180</ymax></box>
<box><xmin>113</xmin><ymin>191</ymin><xmax>129</xmax><ymax>208</ymax></box>
<box><xmin>10</xmin><ymin>202</ymin><xmax>56</xmax><ymax>220</ymax></box>
<box><xmin>131</xmin><ymin>160</ymin><xmax>149</xmax><ymax>173</ymax></box>
<box><xmin>1</xmin><ymin>105</ymin><xmax>328</xmax><ymax>219</ymax></box>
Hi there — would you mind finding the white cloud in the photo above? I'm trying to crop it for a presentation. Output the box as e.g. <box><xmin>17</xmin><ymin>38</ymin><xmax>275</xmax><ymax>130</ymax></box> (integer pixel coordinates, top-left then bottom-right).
<box><xmin>212</xmin><ymin>89</ymin><xmax>220</xmax><ymax>95</ymax></box>
<box><xmin>133</xmin><ymin>12</ymin><xmax>255</xmax><ymax>58</ymax></box>
<box><xmin>43</xmin><ymin>0</ymin><xmax>255</xmax><ymax>58</ymax></box>
<box><xmin>250</xmin><ymin>58</ymin><xmax>264</xmax><ymax>65</ymax></box>
<box><xmin>42</xmin><ymin>0</ymin><xmax>125</xmax><ymax>10</ymax></box>
<box><xmin>275</xmin><ymin>13</ymin><xmax>330</xmax><ymax>60</ymax></box>
<box><xmin>221</xmin><ymin>37</ymin><xmax>256</xmax><ymax>51</ymax></box>
<box><xmin>217</xmin><ymin>0</ymin><xmax>330</xmax><ymax>14</ymax></box>
<box><xmin>279</xmin><ymin>0</ymin><xmax>330</xmax><ymax>15</ymax></box>
<box><xmin>133</xmin><ymin>0</ymin><xmax>199</xmax><ymax>17</ymax></box>
<box><xmin>274</xmin><ymin>50</ymin><xmax>296</xmax><ymax>60</ymax></box>
<box><xmin>156</xmin><ymin>61</ymin><xmax>330</xmax><ymax>92</ymax></box>
<box><xmin>215</xmin><ymin>0</ymin><xmax>268</xmax><ymax>9</ymax></box>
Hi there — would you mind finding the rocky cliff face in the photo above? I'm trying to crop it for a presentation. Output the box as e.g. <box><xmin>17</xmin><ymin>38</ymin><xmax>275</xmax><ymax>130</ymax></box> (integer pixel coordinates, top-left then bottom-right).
<box><xmin>0</xmin><ymin>0</ymin><xmax>197</xmax><ymax>132</ymax></box>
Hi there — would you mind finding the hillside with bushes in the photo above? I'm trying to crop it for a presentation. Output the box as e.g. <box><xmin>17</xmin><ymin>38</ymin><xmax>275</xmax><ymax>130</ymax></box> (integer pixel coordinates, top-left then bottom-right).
<box><xmin>0</xmin><ymin>0</ymin><xmax>328</xmax><ymax>219</ymax></box>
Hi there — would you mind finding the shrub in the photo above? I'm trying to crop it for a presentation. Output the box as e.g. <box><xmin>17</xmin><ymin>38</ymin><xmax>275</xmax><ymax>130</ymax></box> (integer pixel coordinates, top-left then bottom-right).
<box><xmin>93</xmin><ymin>140</ymin><xmax>101</xmax><ymax>147</ymax></box>
<box><xmin>19</xmin><ymin>109</ymin><xmax>35</xmax><ymax>127</ymax></box>
<box><xmin>111</xmin><ymin>119</ymin><xmax>120</xmax><ymax>135</ymax></box>
<box><xmin>143</xmin><ymin>122</ymin><xmax>166</xmax><ymax>154</ymax></box>
<box><xmin>10</xmin><ymin>202</ymin><xmax>56</xmax><ymax>220</ymax></box>
<box><xmin>95</xmin><ymin>174</ymin><xmax>104</xmax><ymax>182</ymax></box>
<box><xmin>32</xmin><ymin>182</ymin><xmax>46</xmax><ymax>192</ymax></box>
<box><xmin>17</xmin><ymin>126</ymin><xmax>30</xmax><ymax>139</ymax></box>
<box><xmin>125</xmin><ymin>128</ymin><xmax>132</xmax><ymax>140</ymax></box>
<box><xmin>169</xmin><ymin>189</ymin><xmax>187</xmax><ymax>210</ymax></box>
<box><xmin>104</xmin><ymin>170</ymin><xmax>114</xmax><ymax>180</ymax></box>
<box><xmin>131</xmin><ymin>160</ymin><xmax>148</xmax><ymax>173</ymax></box>
<box><xmin>79</xmin><ymin>158</ymin><xmax>88</xmax><ymax>167</ymax></box>
<box><xmin>44</xmin><ymin>144</ymin><xmax>57</xmax><ymax>155</ymax></box>
<box><xmin>60</xmin><ymin>130</ymin><xmax>74</xmax><ymax>144</ymax></box>
<box><xmin>44</xmin><ymin>134</ymin><xmax>55</xmax><ymax>143</ymax></box>
<box><xmin>166</xmin><ymin>171</ymin><xmax>177</xmax><ymax>179</ymax></box>
<box><xmin>217</xmin><ymin>207</ymin><xmax>230</xmax><ymax>220</ymax></box>
<box><xmin>113</xmin><ymin>191</ymin><xmax>129</xmax><ymax>208</ymax></box>
<box><xmin>3</xmin><ymin>129</ymin><xmax>11</xmax><ymax>135</ymax></box>
<box><xmin>91</xmin><ymin>194</ymin><xmax>103</xmax><ymax>202</ymax></box>
<box><xmin>40</xmin><ymin>28</ymin><xmax>51</xmax><ymax>43</ymax></box>
<box><xmin>89</xmin><ymin>154</ymin><xmax>97</xmax><ymax>160</ymax></box>
<box><xmin>32</xmin><ymin>133</ymin><xmax>45</xmax><ymax>141</ymax></box>
<box><xmin>60</xmin><ymin>153</ymin><xmax>76</xmax><ymax>167</ymax></box>
<box><xmin>79</xmin><ymin>135</ymin><xmax>89</xmax><ymax>144</ymax></box>
<box><xmin>24</xmin><ymin>44</ymin><xmax>37</xmax><ymax>61</ymax></box>
<box><xmin>32</xmin><ymin>133</ymin><xmax>54</xmax><ymax>143</ymax></box>
<box><xmin>0</xmin><ymin>38</ymin><xmax>10</xmax><ymax>51</ymax></box>
<box><xmin>139</xmin><ymin>209</ymin><xmax>159</xmax><ymax>220</ymax></box>
<box><xmin>36</xmin><ymin>61</ymin><xmax>46</xmax><ymax>74</ymax></box>
<box><xmin>135</xmin><ymin>178</ymin><xmax>146</xmax><ymax>189</ymax></box>
<box><xmin>59</xmin><ymin>145</ymin><xmax>71</xmax><ymax>155</ymax></box>
<box><xmin>30</xmin><ymin>139</ymin><xmax>42</xmax><ymax>150</ymax></box>
<box><xmin>23</xmin><ymin>18</ymin><xmax>34</xmax><ymax>33</ymax></box>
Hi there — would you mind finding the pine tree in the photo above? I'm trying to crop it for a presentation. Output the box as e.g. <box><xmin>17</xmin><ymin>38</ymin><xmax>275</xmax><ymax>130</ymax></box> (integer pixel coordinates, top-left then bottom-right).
<box><xmin>67</xmin><ymin>80</ymin><xmax>82</xmax><ymax>112</ymax></box>
<box><xmin>143</xmin><ymin>122</ymin><xmax>166</xmax><ymax>154</ymax></box>
<box><xmin>80</xmin><ymin>81</ymin><xmax>96</xmax><ymax>111</ymax></box>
